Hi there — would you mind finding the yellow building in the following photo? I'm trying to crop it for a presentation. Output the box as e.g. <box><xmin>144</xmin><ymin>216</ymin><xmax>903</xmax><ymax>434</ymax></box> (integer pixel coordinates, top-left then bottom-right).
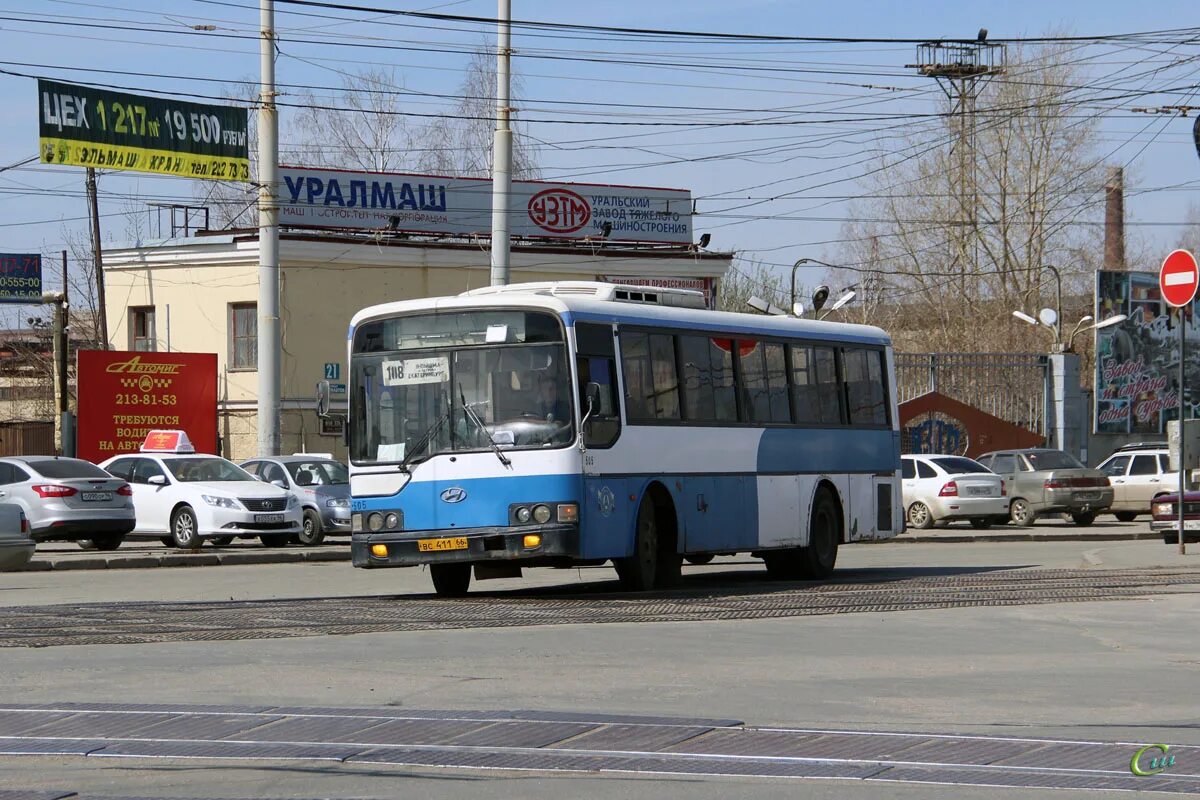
<box><xmin>103</xmin><ymin>231</ymin><xmax>730</xmax><ymax>461</ymax></box>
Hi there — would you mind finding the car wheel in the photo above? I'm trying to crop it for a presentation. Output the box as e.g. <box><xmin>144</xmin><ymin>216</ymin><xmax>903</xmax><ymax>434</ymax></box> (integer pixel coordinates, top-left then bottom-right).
<box><xmin>1071</xmin><ymin>511</ymin><xmax>1096</xmax><ymax>526</ymax></box>
<box><xmin>297</xmin><ymin>510</ymin><xmax>325</xmax><ymax>546</ymax></box>
<box><xmin>170</xmin><ymin>506</ymin><xmax>202</xmax><ymax>549</ymax></box>
<box><xmin>209</xmin><ymin>536</ymin><xmax>235</xmax><ymax>547</ymax></box>
<box><xmin>259</xmin><ymin>533</ymin><xmax>290</xmax><ymax>548</ymax></box>
<box><xmin>906</xmin><ymin>501</ymin><xmax>934</xmax><ymax>530</ymax></box>
<box><xmin>1009</xmin><ymin>498</ymin><xmax>1035</xmax><ymax>527</ymax></box>
<box><xmin>88</xmin><ymin>534</ymin><xmax>124</xmax><ymax>551</ymax></box>
<box><xmin>969</xmin><ymin>517</ymin><xmax>991</xmax><ymax>530</ymax></box>
<box><xmin>684</xmin><ymin>554</ymin><xmax>714</xmax><ymax>565</ymax></box>
<box><xmin>430</xmin><ymin>563</ymin><xmax>471</xmax><ymax>596</ymax></box>
<box><xmin>1114</xmin><ymin>511</ymin><xmax>1138</xmax><ymax>522</ymax></box>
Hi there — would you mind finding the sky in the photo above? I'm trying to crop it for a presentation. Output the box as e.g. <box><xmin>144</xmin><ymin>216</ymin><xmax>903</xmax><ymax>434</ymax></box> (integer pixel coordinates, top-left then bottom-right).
<box><xmin>2</xmin><ymin>0</ymin><xmax>1200</xmax><ymax>318</ymax></box>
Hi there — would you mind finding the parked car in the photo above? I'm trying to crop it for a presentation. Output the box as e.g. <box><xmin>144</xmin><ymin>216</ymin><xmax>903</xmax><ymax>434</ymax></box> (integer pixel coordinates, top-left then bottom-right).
<box><xmin>0</xmin><ymin>456</ymin><xmax>135</xmax><ymax>550</ymax></box>
<box><xmin>100</xmin><ymin>431</ymin><xmax>302</xmax><ymax>549</ymax></box>
<box><xmin>975</xmin><ymin>448</ymin><xmax>1113</xmax><ymax>526</ymax></box>
<box><xmin>901</xmin><ymin>454</ymin><xmax>1007</xmax><ymax>529</ymax></box>
<box><xmin>1150</xmin><ymin>492</ymin><xmax>1200</xmax><ymax>543</ymax></box>
<box><xmin>0</xmin><ymin>503</ymin><xmax>34</xmax><ymax>571</ymax></box>
<box><xmin>240</xmin><ymin>455</ymin><xmax>350</xmax><ymax>546</ymax></box>
<box><xmin>1095</xmin><ymin>442</ymin><xmax>1176</xmax><ymax>521</ymax></box>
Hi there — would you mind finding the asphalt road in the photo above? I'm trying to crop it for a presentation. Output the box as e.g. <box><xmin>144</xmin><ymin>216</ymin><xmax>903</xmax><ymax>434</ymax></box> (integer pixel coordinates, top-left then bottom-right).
<box><xmin>0</xmin><ymin>531</ymin><xmax>1197</xmax><ymax>799</ymax></box>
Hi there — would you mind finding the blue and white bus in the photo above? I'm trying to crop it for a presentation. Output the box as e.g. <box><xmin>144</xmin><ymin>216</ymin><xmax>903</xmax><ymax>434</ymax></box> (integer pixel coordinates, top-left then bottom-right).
<box><xmin>346</xmin><ymin>281</ymin><xmax>901</xmax><ymax>595</ymax></box>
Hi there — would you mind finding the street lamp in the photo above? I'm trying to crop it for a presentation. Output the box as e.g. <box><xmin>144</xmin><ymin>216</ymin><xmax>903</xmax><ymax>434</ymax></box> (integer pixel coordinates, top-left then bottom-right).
<box><xmin>1011</xmin><ymin>264</ymin><xmax>1125</xmax><ymax>352</ymax></box>
<box><xmin>791</xmin><ymin>258</ymin><xmax>837</xmax><ymax>318</ymax></box>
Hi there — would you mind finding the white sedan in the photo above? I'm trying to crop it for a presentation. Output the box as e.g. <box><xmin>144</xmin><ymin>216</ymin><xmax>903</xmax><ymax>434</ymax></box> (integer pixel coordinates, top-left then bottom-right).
<box><xmin>901</xmin><ymin>454</ymin><xmax>1007</xmax><ymax>530</ymax></box>
<box><xmin>100</xmin><ymin>452</ymin><xmax>302</xmax><ymax>548</ymax></box>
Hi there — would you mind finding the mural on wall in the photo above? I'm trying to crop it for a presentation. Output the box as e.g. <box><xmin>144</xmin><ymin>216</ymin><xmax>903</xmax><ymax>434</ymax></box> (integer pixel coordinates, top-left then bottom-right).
<box><xmin>1095</xmin><ymin>270</ymin><xmax>1199</xmax><ymax>434</ymax></box>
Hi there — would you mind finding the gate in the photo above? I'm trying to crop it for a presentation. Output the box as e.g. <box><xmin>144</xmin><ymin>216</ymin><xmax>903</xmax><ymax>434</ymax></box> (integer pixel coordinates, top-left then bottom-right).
<box><xmin>895</xmin><ymin>353</ymin><xmax>1048</xmax><ymax>457</ymax></box>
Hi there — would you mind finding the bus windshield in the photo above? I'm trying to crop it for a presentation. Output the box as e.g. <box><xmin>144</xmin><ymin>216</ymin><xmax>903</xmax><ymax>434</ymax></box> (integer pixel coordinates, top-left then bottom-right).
<box><xmin>351</xmin><ymin>343</ymin><xmax>574</xmax><ymax>465</ymax></box>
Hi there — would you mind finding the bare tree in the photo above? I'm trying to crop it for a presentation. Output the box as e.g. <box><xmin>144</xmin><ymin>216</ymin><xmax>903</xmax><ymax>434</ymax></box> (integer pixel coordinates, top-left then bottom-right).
<box><xmin>292</xmin><ymin>67</ymin><xmax>413</xmax><ymax>173</ymax></box>
<box><xmin>419</xmin><ymin>47</ymin><xmax>539</xmax><ymax>179</ymax></box>
<box><xmin>834</xmin><ymin>44</ymin><xmax>1106</xmax><ymax>354</ymax></box>
<box><xmin>718</xmin><ymin>260</ymin><xmax>789</xmax><ymax>313</ymax></box>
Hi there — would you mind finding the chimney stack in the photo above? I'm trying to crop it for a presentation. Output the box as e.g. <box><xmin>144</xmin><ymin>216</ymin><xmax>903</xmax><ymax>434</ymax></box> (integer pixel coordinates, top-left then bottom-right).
<box><xmin>1104</xmin><ymin>165</ymin><xmax>1125</xmax><ymax>270</ymax></box>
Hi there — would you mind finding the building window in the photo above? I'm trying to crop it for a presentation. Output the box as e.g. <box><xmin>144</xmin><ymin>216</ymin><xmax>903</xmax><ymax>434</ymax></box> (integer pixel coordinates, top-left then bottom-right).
<box><xmin>229</xmin><ymin>303</ymin><xmax>257</xmax><ymax>370</ymax></box>
<box><xmin>129</xmin><ymin>307</ymin><xmax>156</xmax><ymax>352</ymax></box>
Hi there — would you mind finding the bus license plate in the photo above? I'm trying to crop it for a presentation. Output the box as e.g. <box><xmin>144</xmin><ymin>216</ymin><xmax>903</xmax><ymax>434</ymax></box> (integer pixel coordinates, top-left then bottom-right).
<box><xmin>418</xmin><ymin>537</ymin><xmax>469</xmax><ymax>552</ymax></box>
<box><xmin>81</xmin><ymin>492</ymin><xmax>112</xmax><ymax>502</ymax></box>
<box><xmin>256</xmin><ymin>514</ymin><xmax>284</xmax><ymax>523</ymax></box>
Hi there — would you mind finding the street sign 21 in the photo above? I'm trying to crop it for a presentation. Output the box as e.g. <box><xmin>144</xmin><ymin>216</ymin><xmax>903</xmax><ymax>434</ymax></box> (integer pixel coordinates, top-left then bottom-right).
<box><xmin>323</xmin><ymin>362</ymin><xmax>341</xmax><ymax>381</ymax></box>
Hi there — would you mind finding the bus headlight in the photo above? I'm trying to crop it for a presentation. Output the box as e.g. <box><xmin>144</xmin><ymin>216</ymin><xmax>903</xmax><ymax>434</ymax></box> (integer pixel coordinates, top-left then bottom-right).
<box><xmin>385</xmin><ymin>512</ymin><xmax>400</xmax><ymax>530</ymax></box>
<box><xmin>532</xmin><ymin>504</ymin><xmax>552</xmax><ymax>524</ymax></box>
<box><xmin>367</xmin><ymin>512</ymin><xmax>385</xmax><ymax>532</ymax></box>
<box><xmin>514</xmin><ymin>506</ymin><xmax>532</xmax><ymax>524</ymax></box>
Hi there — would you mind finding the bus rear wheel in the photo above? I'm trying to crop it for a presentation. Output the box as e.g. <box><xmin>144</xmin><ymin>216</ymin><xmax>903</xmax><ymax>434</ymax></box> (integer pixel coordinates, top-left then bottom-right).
<box><xmin>430</xmin><ymin>563</ymin><xmax>471</xmax><ymax>597</ymax></box>
<box><xmin>798</xmin><ymin>487</ymin><xmax>840</xmax><ymax>578</ymax></box>
<box><xmin>765</xmin><ymin>487</ymin><xmax>840</xmax><ymax>580</ymax></box>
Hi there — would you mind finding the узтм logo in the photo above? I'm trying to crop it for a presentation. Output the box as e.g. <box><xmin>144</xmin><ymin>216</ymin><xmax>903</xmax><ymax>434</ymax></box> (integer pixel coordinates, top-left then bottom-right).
<box><xmin>1130</xmin><ymin>744</ymin><xmax>1175</xmax><ymax>776</ymax></box>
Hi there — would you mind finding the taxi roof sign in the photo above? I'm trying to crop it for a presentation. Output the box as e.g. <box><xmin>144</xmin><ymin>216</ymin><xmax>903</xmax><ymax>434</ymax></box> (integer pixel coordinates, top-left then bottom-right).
<box><xmin>141</xmin><ymin>429</ymin><xmax>196</xmax><ymax>454</ymax></box>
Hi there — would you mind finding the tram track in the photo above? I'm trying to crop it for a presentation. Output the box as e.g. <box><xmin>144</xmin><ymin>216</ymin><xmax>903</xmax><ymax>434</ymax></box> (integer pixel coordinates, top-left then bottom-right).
<box><xmin>0</xmin><ymin>566</ymin><xmax>1197</xmax><ymax>648</ymax></box>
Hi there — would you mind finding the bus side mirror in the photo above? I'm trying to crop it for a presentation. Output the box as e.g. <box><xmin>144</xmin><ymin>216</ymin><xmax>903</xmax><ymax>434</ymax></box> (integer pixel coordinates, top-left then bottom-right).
<box><xmin>316</xmin><ymin>380</ymin><xmax>331</xmax><ymax>418</ymax></box>
<box><xmin>585</xmin><ymin>382</ymin><xmax>602</xmax><ymax>415</ymax></box>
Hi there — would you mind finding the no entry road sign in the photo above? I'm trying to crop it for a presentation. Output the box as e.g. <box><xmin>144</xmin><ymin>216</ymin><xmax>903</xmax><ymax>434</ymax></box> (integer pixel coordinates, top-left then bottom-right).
<box><xmin>1160</xmin><ymin>249</ymin><xmax>1199</xmax><ymax>308</ymax></box>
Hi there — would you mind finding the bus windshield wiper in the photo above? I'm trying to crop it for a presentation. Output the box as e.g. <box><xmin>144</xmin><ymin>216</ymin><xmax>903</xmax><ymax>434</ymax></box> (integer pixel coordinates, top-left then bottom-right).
<box><xmin>397</xmin><ymin>392</ymin><xmax>451</xmax><ymax>473</ymax></box>
<box><xmin>459</xmin><ymin>383</ymin><xmax>512</xmax><ymax>469</ymax></box>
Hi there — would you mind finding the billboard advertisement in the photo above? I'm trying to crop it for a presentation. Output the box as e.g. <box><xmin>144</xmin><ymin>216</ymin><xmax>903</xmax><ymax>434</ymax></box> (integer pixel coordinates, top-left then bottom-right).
<box><xmin>1094</xmin><ymin>270</ymin><xmax>1198</xmax><ymax>434</ymax></box>
<box><xmin>278</xmin><ymin>166</ymin><xmax>693</xmax><ymax>245</ymax></box>
<box><xmin>76</xmin><ymin>351</ymin><xmax>218</xmax><ymax>462</ymax></box>
<box><xmin>0</xmin><ymin>253</ymin><xmax>42</xmax><ymax>303</ymax></box>
<box><xmin>39</xmin><ymin>79</ymin><xmax>249</xmax><ymax>181</ymax></box>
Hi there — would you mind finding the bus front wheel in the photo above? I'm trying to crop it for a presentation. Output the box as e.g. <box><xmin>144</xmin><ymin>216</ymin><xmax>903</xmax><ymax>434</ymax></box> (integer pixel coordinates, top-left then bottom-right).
<box><xmin>430</xmin><ymin>563</ymin><xmax>471</xmax><ymax>597</ymax></box>
<box><xmin>616</xmin><ymin>494</ymin><xmax>680</xmax><ymax>591</ymax></box>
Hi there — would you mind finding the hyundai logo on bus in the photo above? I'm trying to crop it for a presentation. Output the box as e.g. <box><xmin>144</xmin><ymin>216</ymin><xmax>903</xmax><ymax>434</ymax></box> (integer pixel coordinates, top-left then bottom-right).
<box><xmin>440</xmin><ymin>487</ymin><xmax>467</xmax><ymax>504</ymax></box>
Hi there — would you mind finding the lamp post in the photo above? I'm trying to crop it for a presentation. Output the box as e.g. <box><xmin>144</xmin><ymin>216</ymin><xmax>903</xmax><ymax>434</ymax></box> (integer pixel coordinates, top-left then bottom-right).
<box><xmin>791</xmin><ymin>258</ymin><xmax>836</xmax><ymax>317</ymax></box>
<box><xmin>1012</xmin><ymin>268</ymin><xmax>1127</xmax><ymax>456</ymax></box>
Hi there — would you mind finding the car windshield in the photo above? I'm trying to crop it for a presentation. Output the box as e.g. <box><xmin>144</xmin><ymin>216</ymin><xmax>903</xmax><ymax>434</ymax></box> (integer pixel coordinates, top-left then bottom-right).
<box><xmin>285</xmin><ymin>460</ymin><xmax>348</xmax><ymax>486</ymax></box>
<box><xmin>26</xmin><ymin>459</ymin><xmax>112</xmax><ymax>479</ymax></box>
<box><xmin>931</xmin><ymin>457</ymin><xmax>991</xmax><ymax>474</ymax></box>
<box><xmin>1026</xmin><ymin>450</ymin><xmax>1085</xmax><ymax>470</ymax></box>
<box><xmin>164</xmin><ymin>457</ymin><xmax>255</xmax><ymax>482</ymax></box>
<box><xmin>351</xmin><ymin>341</ymin><xmax>574</xmax><ymax>465</ymax></box>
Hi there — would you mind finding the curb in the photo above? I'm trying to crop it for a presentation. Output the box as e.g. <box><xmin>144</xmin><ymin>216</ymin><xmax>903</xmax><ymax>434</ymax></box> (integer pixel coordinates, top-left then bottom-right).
<box><xmin>20</xmin><ymin>548</ymin><xmax>353</xmax><ymax>572</ymax></box>
<box><xmin>886</xmin><ymin>532</ymin><xmax>1161</xmax><ymax>544</ymax></box>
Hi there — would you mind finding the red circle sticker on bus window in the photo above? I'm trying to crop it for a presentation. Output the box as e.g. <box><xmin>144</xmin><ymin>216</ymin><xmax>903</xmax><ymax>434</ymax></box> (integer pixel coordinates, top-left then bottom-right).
<box><xmin>528</xmin><ymin>188</ymin><xmax>591</xmax><ymax>234</ymax></box>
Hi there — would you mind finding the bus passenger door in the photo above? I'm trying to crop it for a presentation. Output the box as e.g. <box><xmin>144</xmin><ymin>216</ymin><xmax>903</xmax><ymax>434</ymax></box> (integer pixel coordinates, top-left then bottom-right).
<box><xmin>575</xmin><ymin>327</ymin><xmax>631</xmax><ymax>559</ymax></box>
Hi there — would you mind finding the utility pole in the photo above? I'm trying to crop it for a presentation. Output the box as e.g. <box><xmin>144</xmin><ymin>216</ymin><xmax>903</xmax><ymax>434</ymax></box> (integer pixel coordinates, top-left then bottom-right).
<box><xmin>908</xmin><ymin>35</ymin><xmax>1006</xmax><ymax>279</ymax></box>
<box><xmin>489</xmin><ymin>0</ymin><xmax>512</xmax><ymax>287</ymax></box>
<box><xmin>85</xmin><ymin>167</ymin><xmax>108</xmax><ymax>347</ymax></box>
<box><xmin>59</xmin><ymin>250</ymin><xmax>73</xmax><ymax>456</ymax></box>
<box><xmin>257</xmin><ymin>0</ymin><xmax>281</xmax><ymax>456</ymax></box>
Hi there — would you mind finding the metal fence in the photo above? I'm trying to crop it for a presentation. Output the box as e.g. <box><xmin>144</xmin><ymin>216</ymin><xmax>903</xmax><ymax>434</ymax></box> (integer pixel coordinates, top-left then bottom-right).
<box><xmin>896</xmin><ymin>352</ymin><xmax>1049</xmax><ymax>437</ymax></box>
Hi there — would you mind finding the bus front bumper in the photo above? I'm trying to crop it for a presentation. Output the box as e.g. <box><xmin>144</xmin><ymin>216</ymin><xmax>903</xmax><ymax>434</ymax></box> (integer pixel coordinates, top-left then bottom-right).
<box><xmin>352</xmin><ymin>524</ymin><xmax>580</xmax><ymax>568</ymax></box>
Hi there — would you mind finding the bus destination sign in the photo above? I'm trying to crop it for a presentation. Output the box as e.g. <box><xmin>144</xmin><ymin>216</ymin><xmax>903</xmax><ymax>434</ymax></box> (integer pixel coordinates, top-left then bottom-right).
<box><xmin>38</xmin><ymin>79</ymin><xmax>250</xmax><ymax>181</ymax></box>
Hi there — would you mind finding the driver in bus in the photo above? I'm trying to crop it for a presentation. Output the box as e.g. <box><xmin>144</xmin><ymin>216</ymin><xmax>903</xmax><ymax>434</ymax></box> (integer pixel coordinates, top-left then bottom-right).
<box><xmin>535</xmin><ymin>372</ymin><xmax>569</xmax><ymax>423</ymax></box>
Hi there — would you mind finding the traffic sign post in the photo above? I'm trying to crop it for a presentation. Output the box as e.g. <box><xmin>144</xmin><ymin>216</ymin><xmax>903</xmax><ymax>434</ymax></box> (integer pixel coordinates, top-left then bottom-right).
<box><xmin>1160</xmin><ymin>249</ymin><xmax>1199</xmax><ymax>556</ymax></box>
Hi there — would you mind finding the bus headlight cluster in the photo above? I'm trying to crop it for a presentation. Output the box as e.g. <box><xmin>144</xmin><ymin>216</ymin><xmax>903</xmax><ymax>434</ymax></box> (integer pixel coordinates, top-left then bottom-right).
<box><xmin>509</xmin><ymin>503</ymin><xmax>578</xmax><ymax>525</ymax></box>
<box><xmin>364</xmin><ymin>511</ymin><xmax>403</xmax><ymax>532</ymax></box>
